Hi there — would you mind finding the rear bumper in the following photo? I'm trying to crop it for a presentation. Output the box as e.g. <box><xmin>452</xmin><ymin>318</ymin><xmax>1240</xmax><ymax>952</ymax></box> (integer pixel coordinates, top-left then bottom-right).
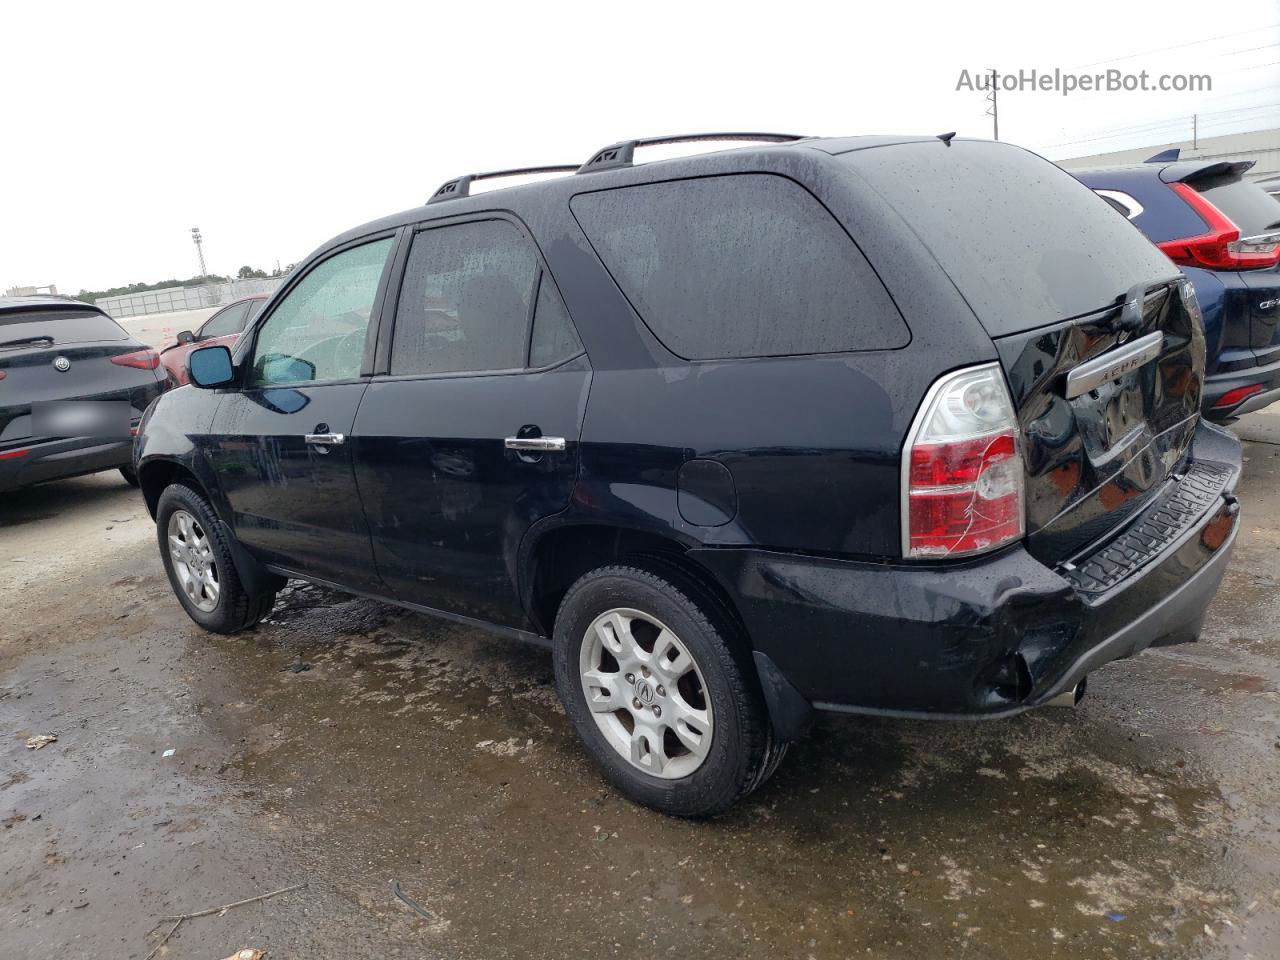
<box><xmin>0</xmin><ymin>435</ymin><xmax>135</xmax><ymax>492</ymax></box>
<box><xmin>1203</xmin><ymin>354</ymin><xmax>1280</xmax><ymax>419</ymax></box>
<box><xmin>693</xmin><ymin>420</ymin><xmax>1242</xmax><ymax>721</ymax></box>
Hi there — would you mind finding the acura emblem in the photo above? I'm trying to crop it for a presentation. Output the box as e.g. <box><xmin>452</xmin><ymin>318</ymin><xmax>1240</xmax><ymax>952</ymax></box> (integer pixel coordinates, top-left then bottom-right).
<box><xmin>53</xmin><ymin>356</ymin><xmax>71</xmax><ymax>372</ymax></box>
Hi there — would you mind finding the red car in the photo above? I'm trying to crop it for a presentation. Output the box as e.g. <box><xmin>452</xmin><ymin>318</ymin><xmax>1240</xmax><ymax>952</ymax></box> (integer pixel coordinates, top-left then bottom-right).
<box><xmin>159</xmin><ymin>295</ymin><xmax>267</xmax><ymax>385</ymax></box>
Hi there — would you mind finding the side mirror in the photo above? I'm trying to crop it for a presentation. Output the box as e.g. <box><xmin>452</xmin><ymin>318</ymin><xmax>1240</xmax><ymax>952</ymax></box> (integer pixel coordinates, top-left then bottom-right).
<box><xmin>176</xmin><ymin>330</ymin><xmax>196</xmax><ymax>345</ymax></box>
<box><xmin>187</xmin><ymin>345</ymin><xmax>236</xmax><ymax>388</ymax></box>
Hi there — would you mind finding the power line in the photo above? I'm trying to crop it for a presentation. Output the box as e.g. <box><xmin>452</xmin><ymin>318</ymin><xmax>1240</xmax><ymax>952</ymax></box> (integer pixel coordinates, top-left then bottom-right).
<box><xmin>1072</xmin><ymin>23</ymin><xmax>1280</xmax><ymax>69</ymax></box>
<box><xmin>1049</xmin><ymin>99</ymin><xmax>1280</xmax><ymax>148</ymax></box>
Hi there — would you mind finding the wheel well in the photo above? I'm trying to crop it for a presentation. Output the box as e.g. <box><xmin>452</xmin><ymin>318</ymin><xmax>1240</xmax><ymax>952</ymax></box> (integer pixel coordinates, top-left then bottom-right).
<box><xmin>138</xmin><ymin>460</ymin><xmax>204</xmax><ymax>519</ymax></box>
<box><xmin>526</xmin><ymin>525</ymin><xmax>749</xmax><ymax>644</ymax></box>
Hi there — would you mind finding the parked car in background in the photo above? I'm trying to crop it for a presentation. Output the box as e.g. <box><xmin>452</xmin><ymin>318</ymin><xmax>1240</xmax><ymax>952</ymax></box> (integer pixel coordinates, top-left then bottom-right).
<box><xmin>137</xmin><ymin>133</ymin><xmax>1241</xmax><ymax>816</ymax></box>
<box><xmin>0</xmin><ymin>296</ymin><xmax>168</xmax><ymax>491</ymax></box>
<box><xmin>159</xmin><ymin>295</ymin><xmax>268</xmax><ymax>385</ymax></box>
<box><xmin>1074</xmin><ymin>152</ymin><xmax>1280</xmax><ymax>420</ymax></box>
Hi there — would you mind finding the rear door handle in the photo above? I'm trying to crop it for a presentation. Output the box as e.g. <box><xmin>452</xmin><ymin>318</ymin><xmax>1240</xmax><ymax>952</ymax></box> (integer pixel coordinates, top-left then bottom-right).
<box><xmin>504</xmin><ymin>436</ymin><xmax>566</xmax><ymax>452</ymax></box>
<box><xmin>305</xmin><ymin>432</ymin><xmax>346</xmax><ymax>446</ymax></box>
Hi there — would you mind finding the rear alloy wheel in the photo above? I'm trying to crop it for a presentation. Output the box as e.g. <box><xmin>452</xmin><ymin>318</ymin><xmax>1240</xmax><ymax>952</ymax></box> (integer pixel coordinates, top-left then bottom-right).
<box><xmin>580</xmin><ymin>608</ymin><xmax>713</xmax><ymax>779</ymax></box>
<box><xmin>167</xmin><ymin>509</ymin><xmax>220</xmax><ymax>612</ymax></box>
<box><xmin>553</xmin><ymin>564</ymin><xmax>787</xmax><ymax>817</ymax></box>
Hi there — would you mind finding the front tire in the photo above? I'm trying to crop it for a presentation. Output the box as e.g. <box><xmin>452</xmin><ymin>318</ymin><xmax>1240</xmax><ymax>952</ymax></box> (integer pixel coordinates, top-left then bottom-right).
<box><xmin>156</xmin><ymin>483</ymin><xmax>276</xmax><ymax>633</ymax></box>
<box><xmin>552</xmin><ymin>564</ymin><xmax>786</xmax><ymax>817</ymax></box>
<box><xmin>119</xmin><ymin>465</ymin><xmax>140</xmax><ymax>487</ymax></box>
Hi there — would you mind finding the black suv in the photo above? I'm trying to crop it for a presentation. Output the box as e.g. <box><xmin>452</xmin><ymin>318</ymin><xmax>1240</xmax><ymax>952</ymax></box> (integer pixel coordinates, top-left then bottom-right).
<box><xmin>136</xmin><ymin>133</ymin><xmax>1243</xmax><ymax>816</ymax></box>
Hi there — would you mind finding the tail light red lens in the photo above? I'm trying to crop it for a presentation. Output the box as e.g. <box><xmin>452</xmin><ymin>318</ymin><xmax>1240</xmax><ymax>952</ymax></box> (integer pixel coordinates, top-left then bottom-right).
<box><xmin>903</xmin><ymin>364</ymin><xmax>1025</xmax><ymax>558</ymax></box>
<box><xmin>1158</xmin><ymin>183</ymin><xmax>1280</xmax><ymax>270</ymax></box>
<box><xmin>110</xmin><ymin>349</ymin><xmax>161</xmax><ymax>370</ymax></box>
<box><xmin>1212</xmin><ymin>383</ymin><xmax>1264</xmax><ymax>409</ymax></box>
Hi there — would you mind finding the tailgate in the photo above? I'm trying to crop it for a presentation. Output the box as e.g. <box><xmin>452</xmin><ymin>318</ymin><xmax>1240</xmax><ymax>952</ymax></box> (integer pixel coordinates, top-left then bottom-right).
<box><xmin>995</xmin><ymin>279</ymin><xmax>1206</xmax><ymax>564</ymax></box>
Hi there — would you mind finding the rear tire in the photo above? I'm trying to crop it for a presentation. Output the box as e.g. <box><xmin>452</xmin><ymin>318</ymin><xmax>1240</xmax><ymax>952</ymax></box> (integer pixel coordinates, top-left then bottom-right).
<box><xmin>119</xmin><ymin>465</ymin><xmax>139</xmax><ymax>487</ymax></box>
<box><xmin>552</xmin><ymin>564</ymin><xmax>785</xmax><ymax>817</ymax></box>
<box><xmin>156</xmin><ymin>483</ymin><xmax>276</xmax><ymax>633</ymax></box>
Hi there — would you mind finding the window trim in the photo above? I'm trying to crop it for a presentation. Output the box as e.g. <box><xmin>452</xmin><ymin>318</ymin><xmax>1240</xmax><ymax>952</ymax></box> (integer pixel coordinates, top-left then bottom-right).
<box><xmin>375</xmin><ymin>210</ymin><xmax>586</xmax><ymax>383</ymax></box>
<box><xmin>568</xmin><ymin>171</ymin><xmax>910</xmax><ymax>362</ymax></box>
<box><xmin>236</xmin><ymin>229</ymin><xmax>402</xmax><ymax>390</ymax></box>
<box><xmin>1092</xmin><ymin>189</ymin><xmax>1144</xmax><ymax>221</ymax></box>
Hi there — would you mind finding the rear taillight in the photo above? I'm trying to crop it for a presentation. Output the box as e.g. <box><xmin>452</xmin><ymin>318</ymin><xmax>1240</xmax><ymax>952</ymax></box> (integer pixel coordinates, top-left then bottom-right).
<box><xmin>1158</xmin><ymin>183</ymin><xmax>1280</xmax><ymax>270</ymax></box>
<box><xmin>903</xmin><ymin>363</ymin><xmax>1024</xmax><ymax>559</ymax></box>
<box><xmin>110</xmin><ymin>349</ymin><xmax>161</xmax><ymax>370</ymax></box>
<box><xmin>1212</xmin><ymin>384</ymin><xmax>1264</xmax><ymax>410</ymax></box>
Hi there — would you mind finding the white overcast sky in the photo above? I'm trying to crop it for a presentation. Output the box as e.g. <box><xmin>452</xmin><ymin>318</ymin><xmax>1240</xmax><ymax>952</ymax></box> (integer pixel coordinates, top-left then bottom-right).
<box><xmin>2</xmin><ymin>0</ymin><xmax>1278</xmax><ymax>296</ymax></box>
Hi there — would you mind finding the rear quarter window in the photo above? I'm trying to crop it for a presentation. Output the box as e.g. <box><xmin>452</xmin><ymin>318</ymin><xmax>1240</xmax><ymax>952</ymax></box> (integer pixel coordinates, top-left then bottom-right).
<box><xmin>0</xmin><ymin>308</ymin><xmax>128</xmax><ymax>346</ymax></box>
<box><xmin>570</xmin><ymin>173</ymin><xmax>909</xmax><ymax>360</ymax></box>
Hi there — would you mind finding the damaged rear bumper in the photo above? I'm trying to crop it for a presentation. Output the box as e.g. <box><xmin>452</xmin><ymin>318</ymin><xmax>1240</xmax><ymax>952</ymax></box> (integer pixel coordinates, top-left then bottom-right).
<box><xmin>693</xmin><ymin>420</ymin><xmax>1241</xmax><ymax>725</ymax></box>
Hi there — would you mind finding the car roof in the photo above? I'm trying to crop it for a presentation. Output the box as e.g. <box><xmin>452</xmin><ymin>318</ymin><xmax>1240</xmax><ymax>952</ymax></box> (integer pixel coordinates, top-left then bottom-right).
<box><xmin>0</xmin><ymin>295</ymin><xmax>103</xmax><ymax>314</ymax></box>
<box><xmin>1073</xmin><ymin>158</ymin><xmax>1254</xmax><ymax>186</ymax></box>
<box><xmin>321</xmin><ymin>133</ymin><xmax>952</xmax><ymax>251</ymax></box>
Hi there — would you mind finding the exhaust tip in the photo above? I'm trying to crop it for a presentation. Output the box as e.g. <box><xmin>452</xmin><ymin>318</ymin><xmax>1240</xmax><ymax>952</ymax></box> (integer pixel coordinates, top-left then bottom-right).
<box><xmin>1046</xmin><ymin>676</ymin><xmax>1087</xmax><ymax>709</ymax></box>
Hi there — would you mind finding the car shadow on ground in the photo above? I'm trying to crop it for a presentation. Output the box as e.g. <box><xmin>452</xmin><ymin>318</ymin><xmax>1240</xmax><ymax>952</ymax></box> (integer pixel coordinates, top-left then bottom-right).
<box><xmin>0</xmin><ymin>471</ymin><xmax>139</xmax><ymax>529</ymax></box>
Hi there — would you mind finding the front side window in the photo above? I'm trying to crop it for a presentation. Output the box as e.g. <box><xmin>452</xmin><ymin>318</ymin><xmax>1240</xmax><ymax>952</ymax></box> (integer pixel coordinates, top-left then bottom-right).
<box><xmin>391</xmin><ymin>220</ymin><xmax>539</xmax><ymax>376</ymax></box>
<box><xmin>570</xmin><ymin>173</ymin><xmax>908</xmax><ymax>360</ymax></box>
<box><xmin>250</xmin><ymin>238</ymin><xmax>392</xmax><ymax>386</ymax></box>
<box><xmin>200</xmin><ymin>301</ymin><xmax>251</xmax><ymax>339</ymax></box>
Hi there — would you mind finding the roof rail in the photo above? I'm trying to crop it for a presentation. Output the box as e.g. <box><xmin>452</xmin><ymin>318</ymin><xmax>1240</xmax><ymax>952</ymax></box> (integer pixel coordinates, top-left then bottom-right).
<box><xmin>577</xmin><ymin>132</ymin><xmax>809</xmax><ymax>174</ymax></box>
<box><xmin>427</xmin><ymin>164</ymin><xmax>580</xmax><ymax>204</ymax></box>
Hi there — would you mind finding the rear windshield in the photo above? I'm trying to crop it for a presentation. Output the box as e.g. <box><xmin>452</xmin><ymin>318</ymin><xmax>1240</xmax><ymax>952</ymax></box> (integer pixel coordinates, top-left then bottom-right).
<box><xmin>839</xmin><ymin>140</ymin><xmax>1179</xmax><ymax>335</ymax></box>
<box><xmin>0</xmin><ymin>309</ymin><xmax>128</xmax><ymax>348</ymax></box>
<box><xmin>1191</xmin><ymin>174</ymin><xmax>1280</xmax><ymax>237</ymax></box>
<box><xmin>571</xmin><ymin>173</ymin><xmax>909</xmax><ymax>359</ymax></box>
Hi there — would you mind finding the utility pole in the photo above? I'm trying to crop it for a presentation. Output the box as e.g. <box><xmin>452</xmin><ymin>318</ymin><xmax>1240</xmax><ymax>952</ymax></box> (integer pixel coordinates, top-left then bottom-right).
<box><xmin>1192</xmin><ymin>113</ymin><xmax>1198</xmax><ymax>150</ymax></box>
<box><xmin>986</xmin><ymin>69</ymin><xmax>999</xmax><ymax>141</ymax></box>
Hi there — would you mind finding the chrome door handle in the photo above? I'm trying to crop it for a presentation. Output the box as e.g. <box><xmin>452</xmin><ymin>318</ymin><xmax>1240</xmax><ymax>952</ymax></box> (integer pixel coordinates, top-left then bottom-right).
<box><xmin>304</xmin><ymin>432</ymin><xmax>345</xmax><ymax>446</ymax></box>
<box><xmin>504</xmin><ymin>436</ymin><xmax>566</xmax><ymax>452</ymax></box>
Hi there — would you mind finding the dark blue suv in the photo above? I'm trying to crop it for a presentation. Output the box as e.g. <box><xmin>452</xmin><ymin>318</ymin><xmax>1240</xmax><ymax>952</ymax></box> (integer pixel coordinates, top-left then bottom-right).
<box><xmin>136</xmin><ymin>134</ymin><xmax>1242</xmax><ymax>816</ymax></box>
<box><xmin>1075</xmin><ymin>152</ymin><xmax>1280</xmax><ymax>420</ymax></box>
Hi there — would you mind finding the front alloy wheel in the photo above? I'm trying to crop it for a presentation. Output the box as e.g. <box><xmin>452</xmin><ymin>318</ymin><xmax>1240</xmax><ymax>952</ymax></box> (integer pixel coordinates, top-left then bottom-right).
<box><xmin>579</xmin><ymin>608</ymin><xmax>713</xmax><ymax>779</ymax></box>
<box><xmin>167</xmin><ymin>509</ymin><xmax>219</xmax><ymax>612</ymax></box>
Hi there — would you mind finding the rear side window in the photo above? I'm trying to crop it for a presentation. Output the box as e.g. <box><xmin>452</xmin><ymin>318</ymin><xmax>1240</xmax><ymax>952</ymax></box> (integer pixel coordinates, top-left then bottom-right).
<box><xmin>392</xmin><ymin>220</ymin><xmax>539</xmax><ymax>375</ymax></box>
<box><xmin>0</xmin><ymin>309</ymin><xmax>127</xmax><ymax>347</ymax></box>
<box><xmin>1190</xmin><ymin>174</ymin><xmax>1280</xmax><ymax>237</ymax></box>
<box><xmin>842</xmin><ymin>141</ymin><xmax>1179</xmax><ymax>334</ymax></box>
<box><xmin>571</xmin><ymin>174</ymin><xmax>908</xmax><ymax>359</ymax></box>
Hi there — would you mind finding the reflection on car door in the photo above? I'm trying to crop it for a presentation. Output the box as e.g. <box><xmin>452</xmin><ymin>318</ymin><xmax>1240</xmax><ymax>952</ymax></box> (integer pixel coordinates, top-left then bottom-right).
<box><xmin>207</xmin><ymin>235</ymin><xmax>396</xmax><ymax>589</ymax></box>
<box><xmin>352</xmin><ymin>217</ymin><xmax>590</xmax><ymax>627</ymax></box>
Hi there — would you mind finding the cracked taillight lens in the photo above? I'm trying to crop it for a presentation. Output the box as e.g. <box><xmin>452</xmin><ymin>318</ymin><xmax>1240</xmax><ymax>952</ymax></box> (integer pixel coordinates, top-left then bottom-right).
<box><xmin>903</xmin><ymin>363</ymin><xmax>1024</xmax><ymax>558</ymax></box>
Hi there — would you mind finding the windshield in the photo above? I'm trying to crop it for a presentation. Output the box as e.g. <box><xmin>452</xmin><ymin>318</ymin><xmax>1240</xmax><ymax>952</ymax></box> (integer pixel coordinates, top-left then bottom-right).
<box><xmin>838</xmin><ymin>140</ymin><xmax>1180</xmax><ymax>335</ymax></box>
<box><xmin>0</xmin><ymin>309</ymin><xmax>128</xmax><ymax>347</ymax></box>
<box><xmin>1192</xmin><ymin>174</ymin><xmax>1280</xmax><ymax>237</ymax></box>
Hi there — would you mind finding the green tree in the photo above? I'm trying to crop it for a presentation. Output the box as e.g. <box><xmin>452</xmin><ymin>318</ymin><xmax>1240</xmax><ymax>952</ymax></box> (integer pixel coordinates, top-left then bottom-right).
<box><xmin>237</xmin><ymin>265</ymin><xmax>269</xmax><ymax>280</ymax></box>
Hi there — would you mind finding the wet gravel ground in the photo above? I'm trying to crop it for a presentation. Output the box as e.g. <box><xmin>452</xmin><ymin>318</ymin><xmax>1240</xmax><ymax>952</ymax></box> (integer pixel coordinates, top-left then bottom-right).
<box><xmin>2</xmin><ymin>413</ymin><xmax>1279</xmax><ymax>960</ymax></box>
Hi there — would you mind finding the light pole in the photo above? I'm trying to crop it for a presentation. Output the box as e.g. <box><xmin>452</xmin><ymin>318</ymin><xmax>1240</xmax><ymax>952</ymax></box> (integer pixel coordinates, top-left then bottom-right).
<box><xmin>190</xmin><ymin>227</ymin><xmax>219</xmax><ymax>306</ymax></box>
<box><xmin>191</xmin><ymin>227</ymin><xmax>207</xmax><ymax>278</ymax></box>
